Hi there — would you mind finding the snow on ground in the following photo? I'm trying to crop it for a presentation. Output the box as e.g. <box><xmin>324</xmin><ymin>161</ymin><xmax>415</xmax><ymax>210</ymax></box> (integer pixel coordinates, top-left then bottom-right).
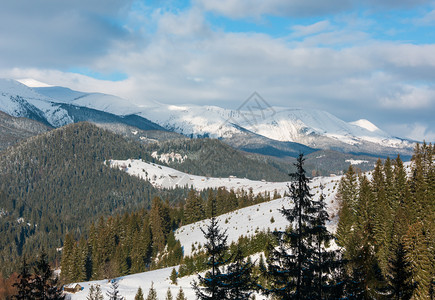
<box><xmin>67</xmin><ymin>267</ymin><xmax>199</xmax><ymax>300</ymax></box>
<box><xmin>67</xmin><ymin>159</ymin><xmax>414</xmax><ymax>299</ymax></box>
<box><xmin>110</xmin><ymin>159</ymin><xmax>309</xmax><ymax>195</ymax></box>
<box><xmin>66</xmin><ymin>160</ymin><xmax>341</xmax><ymax>299</ymax></box>
<box><xmin>151</xmin><ymin>151</ymin><xmax>187</xmax><ymax>164</ymax></box>
<box><xmin>345</xmin><ymin>159</ymin><xmax>370</xmax><ymax>165</ymax></box>
<box><xmin>110</xmin><ymin>158</ymin><xmax>342</xmax><ymax>255</ymax></box>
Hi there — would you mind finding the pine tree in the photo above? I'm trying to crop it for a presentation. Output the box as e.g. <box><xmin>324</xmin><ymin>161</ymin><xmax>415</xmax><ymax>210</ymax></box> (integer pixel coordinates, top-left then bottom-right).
<box><xmin>263</xmin><ymin>154</ymin><xmax>318</xmax><ymax>299</ymax></box>
<box><xmin>385</xmin><ymin>242</ymin><xmax>414</xmax><ymax>300</ymax></box>
<box><xmin>336</xmin><ymin>165</ymin><xmax>359</xmax><ymax>245</ymax></box>
<box><xmin>170</xmin><ymin>268</ymin><xmax>178</xmax><ymax>285</ymax></box>
<box><xmin>135</xmin><ymin>287</ymin><xmax>145</xmax><ymax>300</ymax></box>
<box><xmin>225</xmin><ymin>248</ymin><xmax>256</xmax><ymax>300</ymax></box>
<box><xmin>106</xmin><ymin>280</ymin><xmax>124</xmax><ymax>300</ymax></box>
<box><xmin>32</xmin><ymin>250</ymin><xmax>65</xmax><ymax>300</ymax></box>
<box><xmin>12</xmin><ymin>256</ymin><xmax>32</xmax><ymax>300</ymax></box>
<box><xmin>146</xmin><ymin>282</ymin><xmax>158</xmax><ymax>300</ymax></box>
<box><xmin>184</xmin><ymin>188</ymin><xmax>205</xmax><ymax>224</ymax></box>
<box><xmin>165</xmin><ymin>288</ymin><xmax>173</xmax><ymax>300</ymax></box>
<box><xmin>87</xmin><ymin>284</ymin><xmax>104</xmax><ymax>300</ymax></box>
<box><xmin>348</xmin><ymin>175</ymin><xmax>383</xmax><ymax>298</ymax></box>
<box><xmin>403</xmin><ymin>221</ymin><xmax>432</xmax><ymax>299</ymax></box>
<box><xmin>371</xmin><ymin>158</ymin><xmax>389</xmax><ymax>275</ymax></box>
<box><xmin>175</xmin><ymin>287</ymin><xmax>187</xmax><ymax>300</ymax></box>
<box><xmin>60</xmin><ymin>233</ymin><xmax>75</xmax><ymax>283</ymax></box>
<box><xmin>192</xmin><ymin>202</ymin><xmax>231</xmax><ymax>300</ymax></box>
<box><xmin>312</xmin><ymin>187</ymin><xmax>343</xmax><ymax>299</ymax></box>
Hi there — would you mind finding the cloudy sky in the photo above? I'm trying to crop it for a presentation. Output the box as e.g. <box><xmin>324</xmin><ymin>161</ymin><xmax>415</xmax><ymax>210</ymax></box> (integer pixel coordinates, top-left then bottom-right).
<box><xmin>1</xmin><ymin>0</ymin><xmax>434</xmax><ymax>141</ymax></box>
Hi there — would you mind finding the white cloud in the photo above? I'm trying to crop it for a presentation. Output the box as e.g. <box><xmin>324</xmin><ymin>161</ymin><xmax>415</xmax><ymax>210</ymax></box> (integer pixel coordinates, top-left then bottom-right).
<box><xmin>2</xmin><ymin>4</ymin><xmax>435</xmax><ymax>141</ymax></box>
<box><xmin>387</xmin><ymin>123</ymin><xmax>435</xmax><ymax>142</ymax></box>
<box><xmin>381</xmin><ymin>85</ymin><xmax>434</xmax><ymax>110</ymax></box>
<box><xmin>417</xmin><ymin>9</ymin><xmax>435</xmax><ymax>25</ymax></box>
<box><xmin>193</xmin><ymin>0</ymin><xmax>352</xmax><ymax>18</ymax></box>
<box><xmin>290</xmin><ymin>20</ymin><xmax>333</xmax><ymax>38</ymax></box>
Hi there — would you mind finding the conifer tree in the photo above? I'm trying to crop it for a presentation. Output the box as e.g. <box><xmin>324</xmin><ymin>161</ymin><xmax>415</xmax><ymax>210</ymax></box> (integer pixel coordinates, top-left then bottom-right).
<box><xmin>106</xmin><ymin>280</ymin><xmax>124</xmax><ymax>300</ymax></box>
<box><xmin>165</xmin><ymin>288</ymin><xmax>173</xmax><ymax>300</ymax></box>
<box><xmin>146</xmin><ymin>282</ymin><xmax>158</xmax><ymax>300</ymax></box>
<box><xmin>192</xmin><ymin>202</ymin><xmax>231</xmax><ymax>300</ymax></box>
<box><xmin>312</xmin><ymin>187</ymin><xmax>343</xmax><ymax>299</ymax></box>
<box><xmin>348</xmin><ymin>175</ymin><xmax>384</xmax><ymax>298</ymax></box>
<box><xmin>135</xmin><ymin>287</ymin><xmax>145</xmax><ymax>300</ymax></box>
<box><xmin>32</xmin><ymin>250</ymin><xmax>65</xmax><ymax>300</ymax></box>
<box><xmin>371</xmin><ymin>158</ymin><xmax>389</xmax><ymax>275</ymax></box>
<box><xmin>336</xmin><ymin>165</ymin><xmax>358</xmax><ymax>250</ymax></box>
<box><xmin>175</xmin><ymin>287</ymin><xmax>187</xmax><ymax>300</ymax></box>
<box><xmin>263</xmin><ymin>154</ymin><xmax>339</xmax><ymax>299</ymax></box>
<box><xmin>385</xmin><ymin>242</ymin><xmax>414</xmax><ymax>300</ymax></box>
<box><xmin>12</xmin><ymin>256</ymin><xmax>32</xmax><ymax>300</ymax></box>
<box><xmin>87</xmin><ymin>284</ymin><xmax>104</xmax><ymax>300</ymax></box>
<box><xmin>225</xmin><ymin>248</ymin><xmax>256</xmax><ymax>300</ymax></box>
<box><xmin>184</xmin><ymin>189</ymin><xmax>205</xmax><ymax>224</ymax></box>
<box><xmin>170</xmin><ymin>268</ymin><xmax>178</xmax><ymax>285</ymax></box>
<box><xmin>60</xmin><ymin>233</ymin><xmax>75</xmax><ymax>283</ymax></box>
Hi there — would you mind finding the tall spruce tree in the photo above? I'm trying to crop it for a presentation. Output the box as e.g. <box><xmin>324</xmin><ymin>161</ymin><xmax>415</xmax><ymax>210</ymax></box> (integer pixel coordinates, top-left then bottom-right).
<box><xmin>106</xmin><ymin>280</ymin><xmax>124</xmax><ymax>300</ymax></box>
<box><xmin>192</xmin><ymin>202</ymin><xmax>231</xmax><ymax>300</ymax></box>
<box><xmin>385</xmin><ymin>242</ymin><xmax>414</xmax><ymax>300</ymax></box>
<box><xmin>12</xmin><ymin>256</ymin><xmax>32</xmax><ymax>300</ymax></box>
<box><xmin>165</xmin><ymin>288</ymin><xmax>173</xmax><ymax>300</ymax></box>
<box><xmin>87</xmin><ymin>284</ymin><xmax>104</xmax><ymax>300</ymax></box>
<box><xmin>225</xmin><ymin>248</ymin><xmax>256</xmax><ymax>300</ymax></box>
<box><xmin>146</xmin><ymin>282</ymin><xmax>158</xmax><ymax>300</ymax></box>
<box><xmin>134</xmin><ymin>287</ymin><xmax>145</xmax><ymax>300</ymax></box>
<box><xmin>175</xmin><ymin>287</ymin><xmax>187</xmax><ymax>300</ymax></box>
<box><xmin>263</xmin><ymin>154</ymin><xmax>339</xmax><ymax>299</ymax></box>
<box><xmin>32</xmin><ymin>250</ymin><xmax>65</xmax><ymax>300</ymax></box>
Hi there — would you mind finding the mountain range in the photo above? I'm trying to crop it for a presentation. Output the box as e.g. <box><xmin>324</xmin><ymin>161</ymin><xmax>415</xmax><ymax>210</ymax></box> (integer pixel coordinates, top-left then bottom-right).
<box><xmin>0</xmin><ymin>78</ymin><xmax>415</xmax><ymax>161</ymax></box>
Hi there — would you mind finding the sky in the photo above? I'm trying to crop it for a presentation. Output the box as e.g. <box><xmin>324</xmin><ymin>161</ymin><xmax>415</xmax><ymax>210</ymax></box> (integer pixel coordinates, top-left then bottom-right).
<box><xmin>0</xmin><ymin>0</ymin><xmax>434</xmax><ymax>142</ymax></box>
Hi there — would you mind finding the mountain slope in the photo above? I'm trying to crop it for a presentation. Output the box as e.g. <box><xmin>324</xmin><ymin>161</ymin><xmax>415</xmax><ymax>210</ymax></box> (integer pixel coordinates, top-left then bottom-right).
<box><xmin>0</xmin><ymin>111</ymin><xmax>51</xmax><ymax>151</ymax></box>
<box><xmin>0</xmin><ymin>122</ymin><xmax>161</xmax><ymax>275</ymax></box>
<box><xmin>33</xmin><ymin>83</ymin><xmax>414</xmax><ymax>156</ymax></box>
<box><xmin>144</xmin><ymin>138</ymin><xmax>290</xmax><ymax>181</ymax></box>
<box><xmin>0</xmin><ymin>79</ymin><xmax>167</xmax><ymax>135</ymax></box>
<box><xmin>3</xmin><ymin>79</ymin><xmax>414</xmax><ymax>158</ymax></box>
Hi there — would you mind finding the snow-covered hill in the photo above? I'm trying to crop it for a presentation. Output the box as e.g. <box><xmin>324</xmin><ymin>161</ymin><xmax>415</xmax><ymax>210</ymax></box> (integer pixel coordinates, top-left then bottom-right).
<box><xmin>0</xmin><ymin>79</ymin><xmax>164</xmax><ymax>131</ymax></box>
<box><xmin>27</xmin><ymin>80</ymin><xmax>413</xmax><ymax>151</ymax></box>
<box><xmin>110</xmin><ymin>159</ymin><xmax>341</xmax><ymax>254</ymax></box>
<box><xmin>68</xmin><ymin>161</ymin><xmax>340</xmax><ymax>300</ymax></box>
<box><xmin>1</xmin><ymin>78</ymin><xmax>414</xmax><ymax>156</ymax></box>
<box><xmin>0</xmin><ymin>79</ymin><xmax>73</xmax><ymax>127</ymax></box>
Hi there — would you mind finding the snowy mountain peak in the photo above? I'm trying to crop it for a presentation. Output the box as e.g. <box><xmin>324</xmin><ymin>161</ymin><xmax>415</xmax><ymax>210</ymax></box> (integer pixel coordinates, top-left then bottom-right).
<box><xmin>17</xmin><ymin>78</ymin><xmax>53</xmax><ymax>88</ymax></box>
<box><xmin>350</xmin><ymin>119</ymin><xmax>381</xmax><ymax>133</ymax></box>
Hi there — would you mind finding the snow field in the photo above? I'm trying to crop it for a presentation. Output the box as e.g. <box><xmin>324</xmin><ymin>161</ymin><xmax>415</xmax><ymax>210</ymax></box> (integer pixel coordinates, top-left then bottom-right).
<box><xmin>66</xmin><ymin>160</ymin><xmax>341</xmax><ymax>299</ymax></box>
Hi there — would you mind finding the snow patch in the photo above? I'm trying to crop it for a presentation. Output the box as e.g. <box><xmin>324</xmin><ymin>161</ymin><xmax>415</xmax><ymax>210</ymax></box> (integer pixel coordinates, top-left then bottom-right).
<box><xmin>345</xmin><ymin>159</ymin><xmax>369</xmax><ymax>165</ymax></box>
<box><xmin>151</xmin><ymin>151</ymin><xmax>187</xmax><ymax>164</ymax></box>
<box><xmin>350</xmin><ymin>119</ymin><xmax>380</xmax><ymax>132</ymax></box>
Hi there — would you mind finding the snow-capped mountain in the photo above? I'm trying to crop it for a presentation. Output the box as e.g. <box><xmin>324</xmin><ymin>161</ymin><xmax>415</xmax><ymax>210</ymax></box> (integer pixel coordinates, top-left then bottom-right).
<box><xmin>0</xmin><ymin>79</ymin><xmax>73</xmax><ymax>127</ymax></box>
<box><xmin>0</xmin><ymin>79</ymin><xmax>164</xmax><ymax>132</ymax></box>
<box><xmin>1</xmin><ymin>78</ymin><xmax>414</xmax><ymax>157</ymax></box>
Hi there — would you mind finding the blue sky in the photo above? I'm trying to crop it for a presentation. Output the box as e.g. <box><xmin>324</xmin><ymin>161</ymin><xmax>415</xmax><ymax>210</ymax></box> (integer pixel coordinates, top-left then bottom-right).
<box><xmin>0</xmin><ymin>0</ymin><xmax>434</xmax><ymax>141</ymax></box>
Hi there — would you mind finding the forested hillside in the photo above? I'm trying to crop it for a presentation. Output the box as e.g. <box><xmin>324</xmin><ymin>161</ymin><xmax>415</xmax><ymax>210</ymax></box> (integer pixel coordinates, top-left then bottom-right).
<box><xmin>145</xmin><ymin>138</ymin><xmax>290</xmax><ymax>181</ymax></box>
<box><xmin>0</xmin><ymin>123</ymin><xmax>172</xmax><ymax>275</ymax></box>
<box><xmin>336</xmin><ymin>143</ymin><xmax>434</xmax><ymax>299</ymax></box>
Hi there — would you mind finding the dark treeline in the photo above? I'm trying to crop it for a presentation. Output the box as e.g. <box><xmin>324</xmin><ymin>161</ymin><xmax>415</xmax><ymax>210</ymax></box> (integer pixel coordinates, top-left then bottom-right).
<box><xmin>0</xmin><ymin>122</ymin><xmax>181</xmax><ymax>276</ymax></box>
<box><xmin>336</xmin><ymin>142</ymin><xmax>434</xmax><ymax>299</ymax></box>
<box><xmin>144</xmin><ymin>138</ymin><xmax>290</xmax><ymax>181</ymax></box>
<box><xmin>59</xmin><ymin>186</ymin><xmax>277</xmax><ymax>284</ymax></box>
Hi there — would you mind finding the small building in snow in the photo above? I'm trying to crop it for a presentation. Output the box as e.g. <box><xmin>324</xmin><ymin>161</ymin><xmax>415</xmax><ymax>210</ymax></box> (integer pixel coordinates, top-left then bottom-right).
<box><xmin>63</xmin><ymin>283</ymin><xmax>83</xmax><ymax>293</ymax></box>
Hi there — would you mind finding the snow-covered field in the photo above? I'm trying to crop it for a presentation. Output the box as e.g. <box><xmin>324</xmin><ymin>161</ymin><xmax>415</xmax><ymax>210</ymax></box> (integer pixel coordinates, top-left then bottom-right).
<box><xmin>109</xmin><ymin>159</ymin><xmax>340</xmax><ymax>197</ymax></box>
<box><xmin>63</xmin><ymin>160</ymin><xmax>342</xmax><ymax>299</ymax></box>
